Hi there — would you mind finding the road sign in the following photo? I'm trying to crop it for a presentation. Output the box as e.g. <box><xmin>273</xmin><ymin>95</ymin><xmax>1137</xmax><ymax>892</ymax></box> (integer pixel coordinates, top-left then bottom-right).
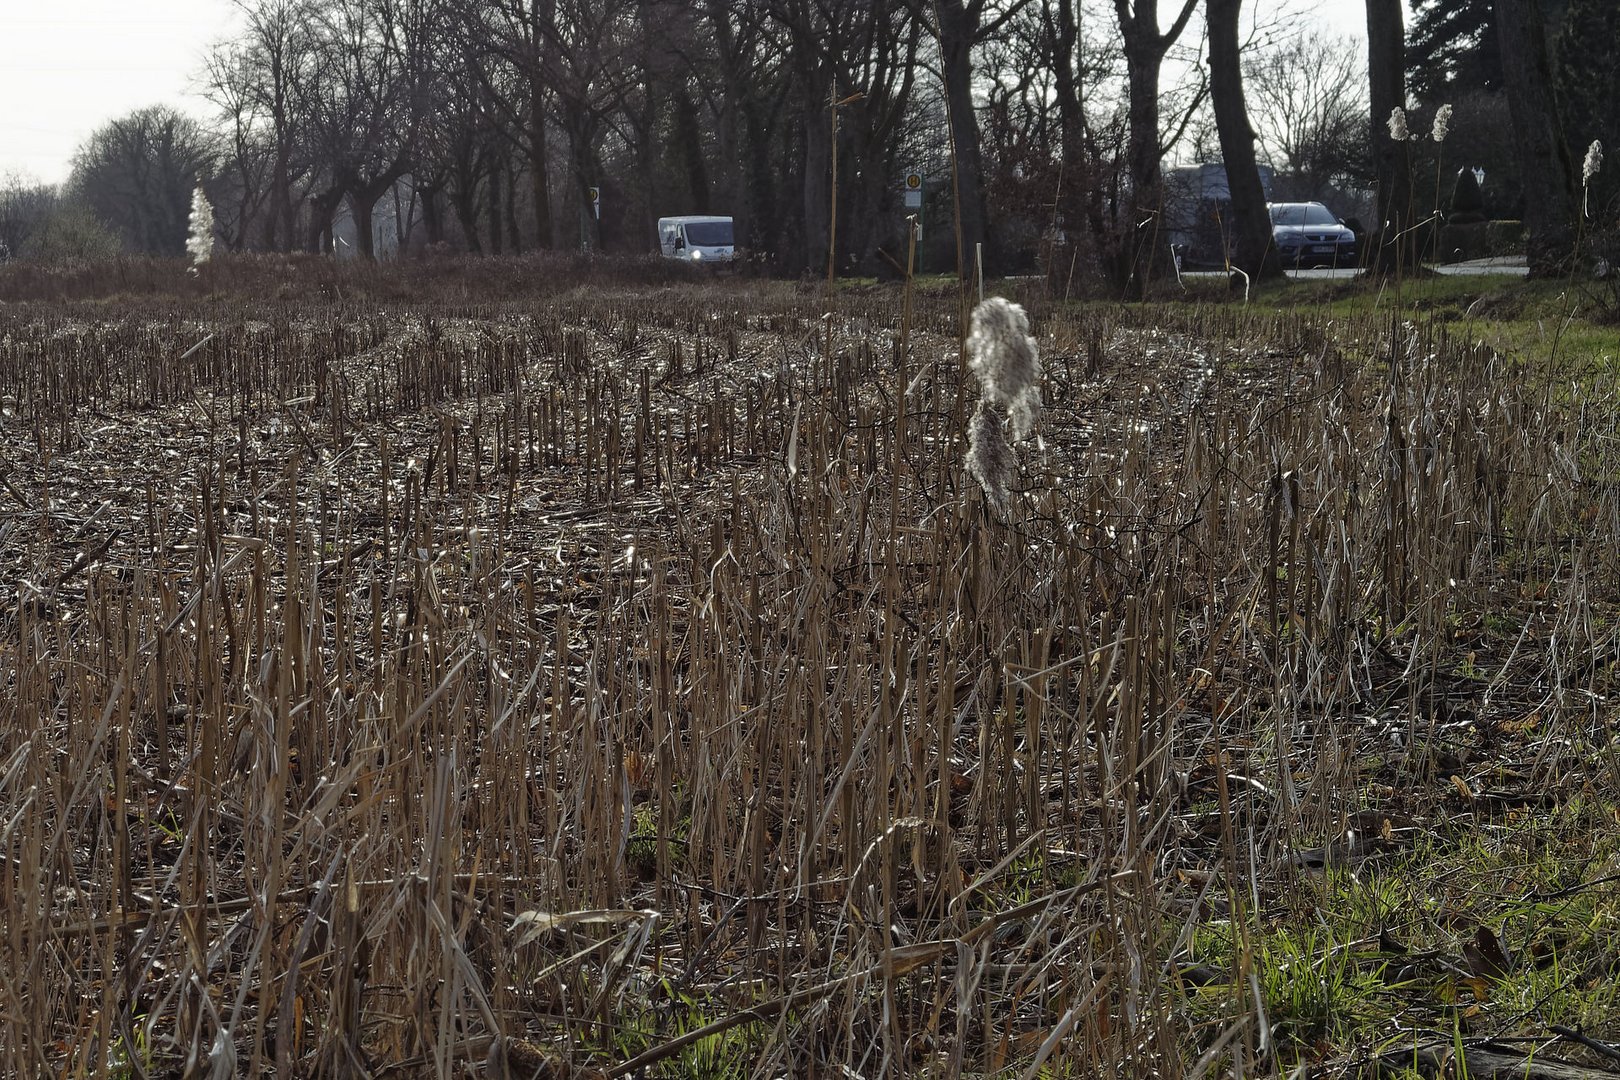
<box><xmin>588</xmin><ymin>186</ymin><xmax>601</xmax><ymax>219</ymax></box>
<box><xmin>904</xmin><ymin>170</ymin><xmax>923</xmax><ymax>208</ymax></box>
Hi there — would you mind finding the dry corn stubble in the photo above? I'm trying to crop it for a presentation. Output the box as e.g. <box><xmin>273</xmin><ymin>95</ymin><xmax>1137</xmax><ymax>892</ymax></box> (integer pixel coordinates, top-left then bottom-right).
<box><xmin>0</xmin><ymin>279</ymin><xmax>1617</xmax><ymax>1076</ymax></box>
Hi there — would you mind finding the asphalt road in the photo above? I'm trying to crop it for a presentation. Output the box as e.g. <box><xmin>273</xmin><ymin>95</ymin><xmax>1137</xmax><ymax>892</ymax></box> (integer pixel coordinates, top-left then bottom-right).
<box><xmin>1290</xmin><ymin>258</ymin><xmax>1529</xmax><ymax>280</ymax></box>
<box><xmin>1183</xmin><ymin>257</ymin><xmax>1530</xmax><ymax>281</ymax></box>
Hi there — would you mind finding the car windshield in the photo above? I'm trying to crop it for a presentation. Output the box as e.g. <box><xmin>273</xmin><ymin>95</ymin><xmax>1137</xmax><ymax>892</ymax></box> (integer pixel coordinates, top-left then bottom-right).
<box><xmin>1270</xmin><ymin>204</ymin><xmax>1339</xmax><ymax>227</ymax></box>
<box><xmin>684</xmin><ymin>221</ymin><xmax>734</xmax><ymax>246</ymax></box>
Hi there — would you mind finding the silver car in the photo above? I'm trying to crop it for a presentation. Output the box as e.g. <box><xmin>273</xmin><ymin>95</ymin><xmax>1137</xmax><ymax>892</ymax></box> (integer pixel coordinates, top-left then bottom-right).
<box><xmin>1268</xmin><ymin>202</ymin><xmax>1357</xmax><ymax>268</ymax></box>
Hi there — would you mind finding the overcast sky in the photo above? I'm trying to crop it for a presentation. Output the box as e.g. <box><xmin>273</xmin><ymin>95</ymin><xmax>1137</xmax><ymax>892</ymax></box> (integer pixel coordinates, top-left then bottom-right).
<box><xmin>0</xmin><ymin>0</ymin><xmax>1372</xmax><ymax>188</ymax></box>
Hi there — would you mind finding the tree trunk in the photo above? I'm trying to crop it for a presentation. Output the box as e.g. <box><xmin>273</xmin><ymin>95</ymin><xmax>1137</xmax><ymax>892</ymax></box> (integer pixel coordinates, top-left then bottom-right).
<box><xmin>576</xmin><ymin>164</ymin><xmax>602</xmax><ymax>253</ymax></box>
<box><xmin>232</xmin><ymin>170</ymin><xmax>254</xmax><ymax>252</ymax></box>
<box><xmin>349</xmin><ymin>172</ymin><xmax>406</xmax><ymax>261</ymax></box>
<box><xmin>559</xmin><ymin>101</ymin><xmax>602</xmax><ymax>252</ymax></box>
<box><xmin>1206</xmin><ymin>0</ymin><xmax>1282</xmax><ymax>284</ymax></box>
<box><xmin>1123</xmin><ymin>49</ymin><xmax>1164</xmax><ymax>242</ymax></box>
<box><xmin>1120</xmin><ymin>62</ymin><xmax>1169</xmax><ymax>293</ymax></box>
<box><xmin>938</xmin><ymin>0</ymin><xmax>991</xmax><ymax>278</ymax></box>
<box><xmin>1049</xmin><ymin>0</ymin><xmax>1089</xmax><ymax>211</ymax></box>
<box><xmin>844</xmin><ymin>117</ymin><xmax>900</xmax><ymax>274</ymax></box>
<box><xmin>351</xmin><ymin>195</ymin><xmax>375</xmax><ymax>260</ymax></box>
<box><xmin>528</xmin><ymin>76</ymin><xmax>554</xmax><ymax>249</ymax></box>
<box><xmin>420</xmin><ymin>186</ymin><xmax>445</xmax><ymax>247</ymax></box>
<box><xmin>1115</xmin><ymin>0</ymin><xmax>1201</xmax><ymax>296</ymax></box>
<box><xmin>487</xmin><ymin>161</ymin><xmax>504</xmax><ymax>256</ymax></box>
<box><xmin>801</xmin><ymin>87</ymin><xmax>833</xmax><ymax>277</ymax></box>
<box><xmin>506</xmin><ymin>165</ymin><xmax>523</xmax><ymax>253</ymax></box>
<box><xmin>741</xmin><ymin>102</ymin><xmax>776</xmax><ymax>260</ymax></box>
<box><xmin>265</xmin><ymin>144</ymin><xmax>291</xmax><ymax>251</ymax></box>
<box><xmin>1496</xmin><ymin>0</ymin><xmax>1578</xmax><ymax>276</ymax></box>
<box><xmin>706</xmin><ymin>0</ymin><xmax>774</xmax><ymax>260</ymax></box>
<box><xmin>275</xmin><ymin>146</ymin><xmax>295</xmax><ymax>253</ymax></box>
<box><xmin>307</xmin><ymin>184</ymin><xmax>345</xmax><ymax>255</ymax></box>
<box><xmin>1046</xmin><ymin>0</ymin><xmax>1106</xmax><ymax>291</ymax></box>
<box><xmin>1365</xmin><ymin>0</ymin><xmax>1416</xmax><ymax>275</ymax></box>
<box><xmin>674</xmin><ymin>90</ymin><xmax>712</xmax><ymax>214</ymax></box>
<box><xmin>576</xmin><ymin>172</ymin><xmax>600</xmax><ymax>252</ymax></box>
<box><xmin>395</xmin><ymin>184</ymin><xmax>416</xmax><ymax>253</ymax></box>
<box><xmin>452</xmin><ymin>183</ymin><xmax>483</xmax><ymax>254</ymax></box>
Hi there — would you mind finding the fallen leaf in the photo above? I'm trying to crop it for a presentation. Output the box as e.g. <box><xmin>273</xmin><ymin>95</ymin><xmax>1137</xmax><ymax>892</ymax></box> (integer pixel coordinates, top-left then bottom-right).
<box><xmin>1462</xmin><ymin>926</ymin><xmax>1513</xmax><ymax>979</ymax></box>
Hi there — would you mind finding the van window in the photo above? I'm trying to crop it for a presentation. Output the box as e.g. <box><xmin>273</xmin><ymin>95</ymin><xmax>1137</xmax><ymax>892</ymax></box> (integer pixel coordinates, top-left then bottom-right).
<box><xmin>684</xmin><ymin>221</ymin><xmax>733</xmax><ymax>246</ymax></box>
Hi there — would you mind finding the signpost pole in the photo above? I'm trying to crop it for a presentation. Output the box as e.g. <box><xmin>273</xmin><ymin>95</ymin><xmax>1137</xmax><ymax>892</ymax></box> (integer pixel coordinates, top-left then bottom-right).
<box><xmin>903</xmin><ymin>168</ymin><xmax>924</xmax><ymax>256</ymax></box>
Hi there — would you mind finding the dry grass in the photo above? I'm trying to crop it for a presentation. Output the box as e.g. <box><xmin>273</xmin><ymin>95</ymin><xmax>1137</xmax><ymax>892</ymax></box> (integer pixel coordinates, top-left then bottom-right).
<box><xmin>2</xmin><ymin>275</ymin><xmax>1619</xmax><ymax>1078</ymax></box>
<box><xmin>0</xmin><ymin>251</ymin><xmax>714</xmax><ymax>306</ymax></box>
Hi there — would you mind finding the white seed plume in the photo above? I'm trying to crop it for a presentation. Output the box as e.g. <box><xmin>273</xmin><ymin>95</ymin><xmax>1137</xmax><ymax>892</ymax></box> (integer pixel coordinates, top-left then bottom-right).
<box><xmin>964</xmin><ymin>297</ymin><xmax>1041</xmax><ymax>511</ymax></box>
<box><xmin>1431</xmin><ymin>104</ymin><xmax>1452</xmax><ymax>143</ymax></box>
<box><xmin>965</xmin><ymin>403</ymin><xmax>1014</xmax><ymax>512</ymax></box>
<box><xmin>1387</xmin><ymin>107</ymin><xmax>1410</xmax><ymax>142</ymax></box>
<box><xmin>966</xmin><ymin>296</ymin><xmax>1041</xmax><ymax>440</ymax></box>
<box><xmin>1582</xmin><ymin>140</ymin><xmax>1604</xmax><ymax>218</ymax></box>
<box><xmin>186</xmin><ymin>186</ymin><xmax>215</xmax><ymax>267</ymax></box>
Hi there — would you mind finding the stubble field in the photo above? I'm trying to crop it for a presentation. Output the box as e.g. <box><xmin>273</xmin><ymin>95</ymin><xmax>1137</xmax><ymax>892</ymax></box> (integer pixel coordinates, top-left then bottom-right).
<box><xmin>3</xmin><ymin>264</ymin><xmax>1620</xmax><ymax>1078</ymax></box>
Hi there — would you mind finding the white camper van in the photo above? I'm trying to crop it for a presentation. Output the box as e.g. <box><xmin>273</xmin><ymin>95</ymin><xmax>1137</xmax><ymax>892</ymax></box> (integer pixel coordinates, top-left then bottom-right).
<box><xmin>658</xmin><ymin>216</ymin><xmax>736</xmax><ymax>263</ymax></box>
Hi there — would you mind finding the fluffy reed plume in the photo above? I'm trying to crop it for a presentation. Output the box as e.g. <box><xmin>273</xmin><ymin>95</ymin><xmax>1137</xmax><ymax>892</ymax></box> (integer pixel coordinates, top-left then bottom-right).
<box><xmin>1387</xmin><ymin>107</ymin><xmax>1410</xmax><ymax>142</ymax></box>
<box><xmin>1431</xmin><ymin>104</ymin><xmax>1452</xmax><ymax>143</ymax></box>
<box><xmin>1427</xmin><ymin>105</ymin><xmax>1453</xmax><ymax>263</ymax></box>
<box><xmin>967</xmin><ymin>296</ymin><xmax>1041</xmax><ymax>438</ymax></box>
<box><xmin>965</xmin><ymin>296</ymin><xmax>1041</xmax><ymax>510</ymax></box>
<box><xmin>186</xmin><ymin>186</ymin><xmax>215</xmax><ymax>267</ymax></box>
<box><xmin>966</xmin><ymin>403</ymin><xmax>1015</xmax><ymax>510</ymax></box>
<box><xmin>1583</xmin><ymin>141</ymin><xmax>1603</xmax><ymax>218</ymax></box>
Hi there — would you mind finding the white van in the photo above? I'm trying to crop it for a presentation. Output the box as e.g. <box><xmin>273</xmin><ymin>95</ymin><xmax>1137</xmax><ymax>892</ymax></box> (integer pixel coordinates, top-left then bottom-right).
<box><xmin>658</xmin><ymin>216</ymin><xmax>736</xmax><ymax>263</ymax></box>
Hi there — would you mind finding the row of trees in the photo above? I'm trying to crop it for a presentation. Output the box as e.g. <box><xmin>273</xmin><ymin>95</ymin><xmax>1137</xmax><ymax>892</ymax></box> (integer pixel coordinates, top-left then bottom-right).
<box><xmin>3</xmin><ymin>0</ymin><xmax>1613</xmax><ymax>284</ymax></box>
<box><xmin>3</xmin><ymin>0</ymin><xmax>1334</xmax><ymax>285</ymax></box>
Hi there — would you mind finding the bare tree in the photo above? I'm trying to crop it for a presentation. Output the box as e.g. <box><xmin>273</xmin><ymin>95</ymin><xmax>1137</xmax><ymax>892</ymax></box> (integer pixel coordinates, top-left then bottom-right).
<box><xmin>194</xmin><ymin>0</ymin><xmax>1310</xmax><ymax>278</ymax></box>
<box><xmin>0</xmin><ymin>173</ymin><xmax>59</xmax><ymax>258</ymax></box>
<box><xmin>202</xmin><ymin>41</ymin><xmax>275</xmax><ymax>250</ymax></box>
<box><xmin>1206</xmin><ymin>0</ymin><xmax>1281</xmax><ymax>282</ymax></box>
<box><xmin>1365</xmin><ymin>0</ymin><xmax>1416</xmax><ymax>274</ymax></box>
<box><xmin>463</xmin><ymin>0</ymin><xmax>561</xmax><ymax>249</ymax></box>
<box><xmin>924</xmin><ymin>0</ymin><xmax>1033</xmax><ymax>277</ymax></box>
<box><xmin>68</xmin><ymin>106</ymin><xmax>218</xmax><ymax>255</ymax></box>
<box><xmin>232</xmin><ymin>0</ymin><xmax>313</xmax><ymax>251</ymax></box>
<box><xmin>1113</xmin><ymin>0</ymin><xmax>1203</xmax><ymax>294</ymax></box>
<box><xmin>1032</xmin><ymin>0</ymin><xmax>1128</xmax><ymax>286</ymax></box>
<box><xmin>414</xmin><ymin>30</ymin><xmax>503</xmax><ymax>251</ymax></box>
<box><xmin>972</xmin><ymin>1</ymin><xmax>1109</xmax><ymax>276</ymax></box>
<box><xmin>295</xmin><ymin>0</ymin><xmax>439</xmax><ymax>257</ymax></box>
<box><xmin>1244</xmin><ymin>29</ymin><xmax>1367</xmax><ymax>201</ymax></box>
<box><xmin>702</xmin><ymin>0</ymin><xmax>790</xmax><ymax>257</ymax></box>
<box><xmin>543</xmin><ymin>0</ymin><xmax>642</xmax><ymax>251</ymax></box>
<box><xmin>1495</xmin><ymin>0</ymin><xmax>1577</xmax><ymax>276</ymax></box>
<box><xmin>767</xmin><ymin>0</ymin><xmax>922</xmax><ymax>275</ymax></box>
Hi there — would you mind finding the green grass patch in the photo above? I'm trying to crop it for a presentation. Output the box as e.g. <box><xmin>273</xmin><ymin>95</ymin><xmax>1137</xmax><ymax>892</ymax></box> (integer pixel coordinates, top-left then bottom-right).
<box><xmin>1180</xmin><ymin>798</ymin><xmax>1620</xmax><ymax>1070</ymax></box>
